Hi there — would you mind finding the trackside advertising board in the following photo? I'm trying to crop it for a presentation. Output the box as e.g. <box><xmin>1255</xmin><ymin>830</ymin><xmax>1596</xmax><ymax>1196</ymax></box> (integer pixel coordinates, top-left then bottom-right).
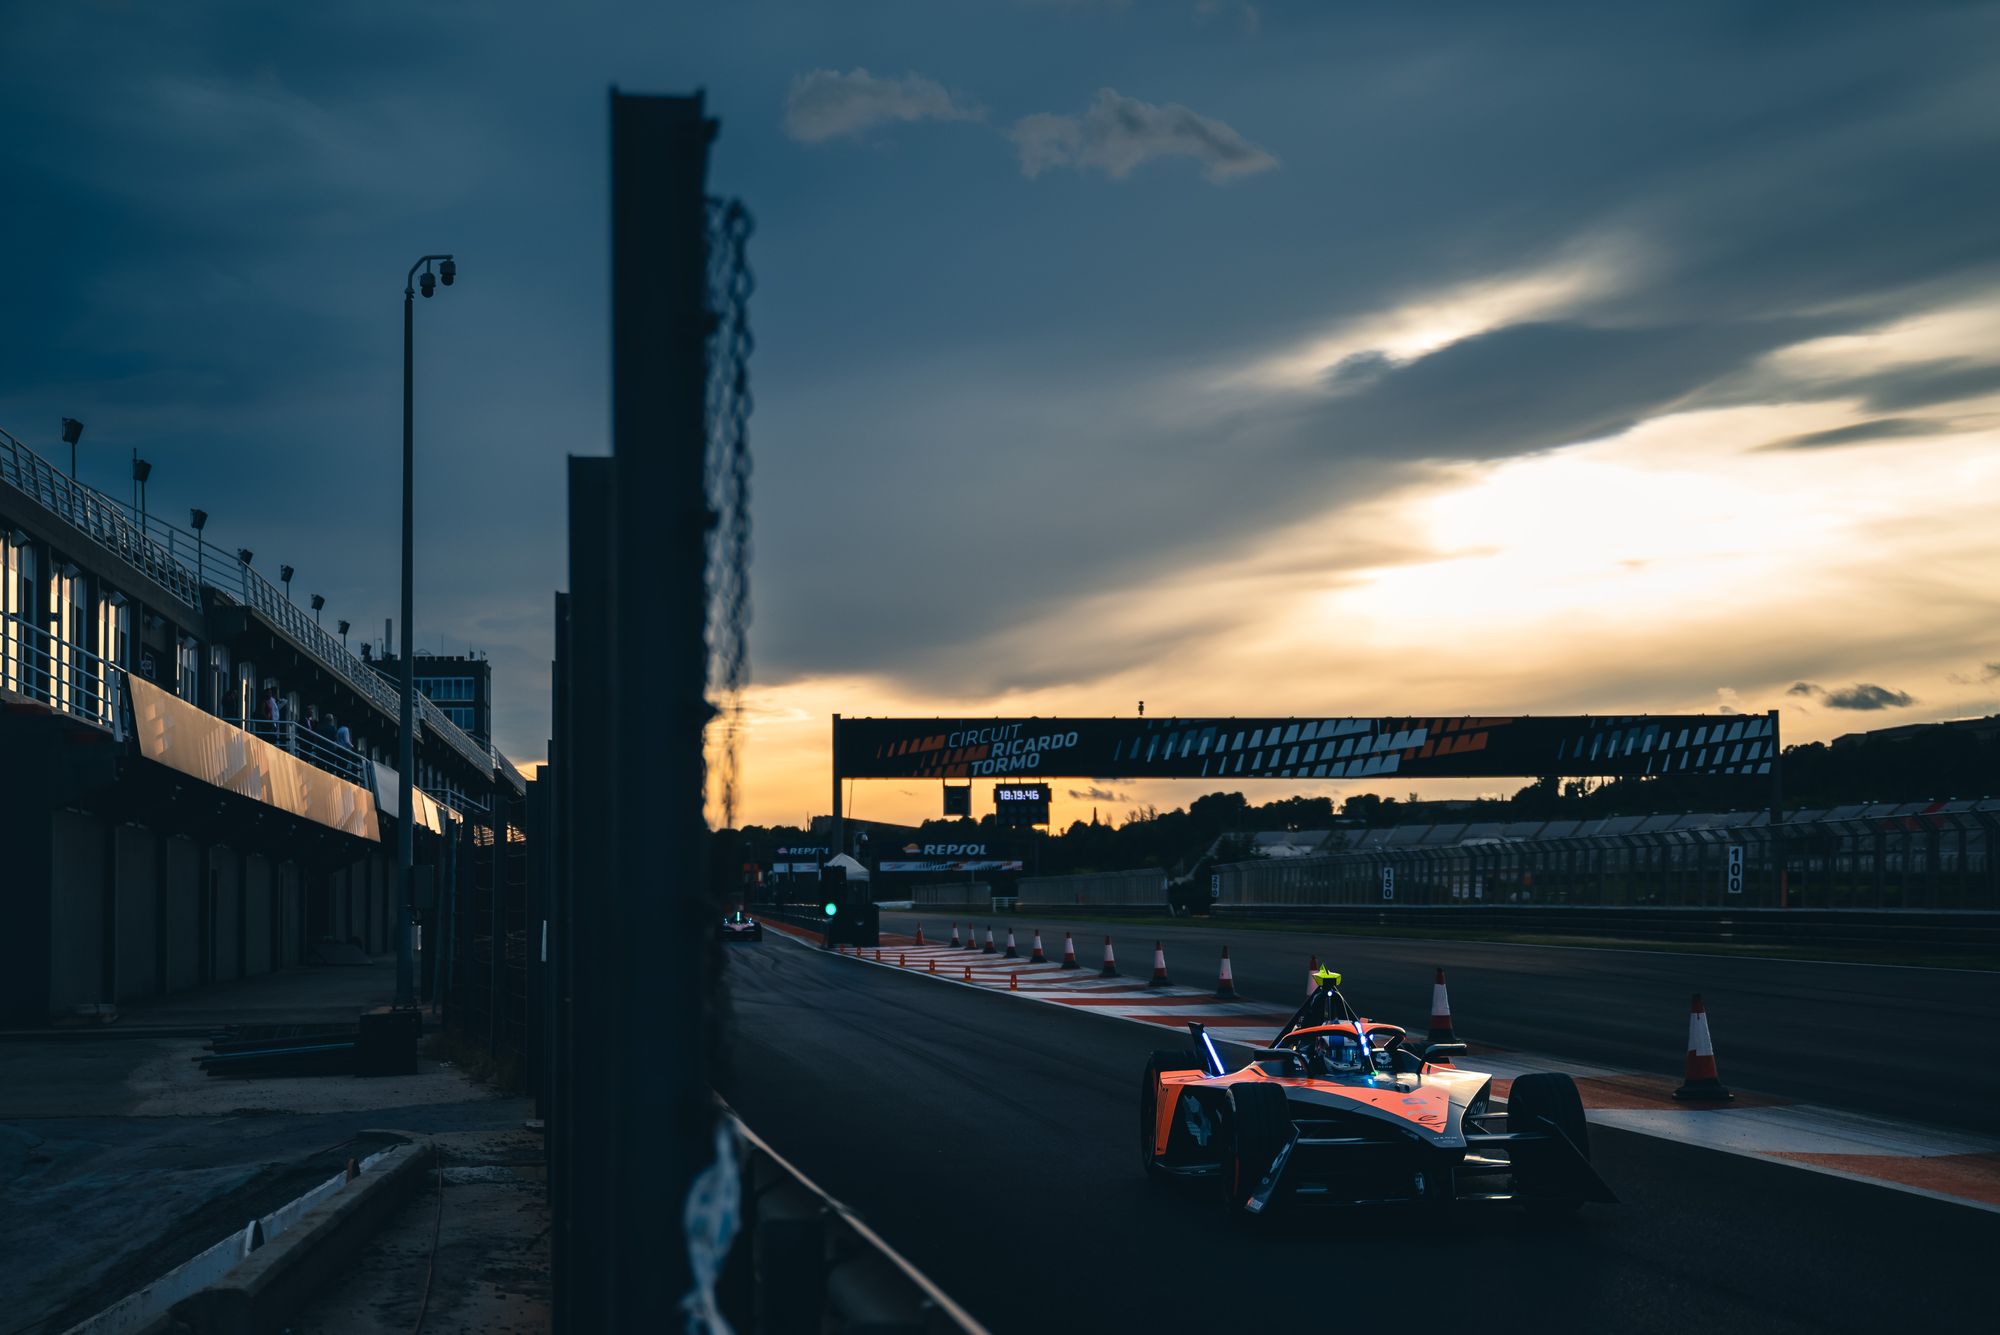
<box><xmin>833</xmin><ymin>714</ymin><xmax>1776</xmax><ymax>782</ymax></box>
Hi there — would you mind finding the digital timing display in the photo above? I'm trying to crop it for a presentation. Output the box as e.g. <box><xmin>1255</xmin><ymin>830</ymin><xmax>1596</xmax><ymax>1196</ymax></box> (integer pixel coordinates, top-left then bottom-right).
<box><xmin>994</xmin><ymin>782</ymin><xmax>1051</xmax><ymax>825</ymax></box>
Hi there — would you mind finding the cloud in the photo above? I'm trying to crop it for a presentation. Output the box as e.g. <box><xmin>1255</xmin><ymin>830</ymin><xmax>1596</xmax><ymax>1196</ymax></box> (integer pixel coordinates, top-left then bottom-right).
<box><xmin>1766</xmin><ymin>416</ymin><xmax>1953</xmax><ymax>449</ymax></box>
<box><xmin>1788</xmin><ymin>682</ymin><xmax>1917</xmax><ymax>710</ymax></box>
<box><xmin>1010</xmin><ymin>88</ymin><xmax>1277</xmax><ymax>182</ymax></box>
<box><xmin>1067</xmin><ymin>784</ymin><xmax>1135</xmax><ymax>803</ymax></box>
<box><xmin>1847</xmin><ymin>359</ymin><xmax>2000</xmax><ymax>413</ymax></box>
<box><xmin>1285</xmin><ymin>317</ymin><xmax>1835</xmax><ymax>466</ymax></box>
<box><xmin>784</xmin><ymin>68</ymin><xmax>982</xmax><ymax>144</ymax></box>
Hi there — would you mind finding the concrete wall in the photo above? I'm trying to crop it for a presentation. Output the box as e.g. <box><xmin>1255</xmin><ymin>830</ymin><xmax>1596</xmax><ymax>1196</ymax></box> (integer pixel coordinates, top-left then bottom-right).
<box><xmin>0</xmin><ymin>809</ymin><xmax>54</xmax><ymax>1024</ymax></box>
<box><xmin>212</xmin><ymin>849</ymin><xmax>242</xmax><ymax>983</ymax></box>
<box><xmin>243</xmin><ymin>854</ymin><xmax>273</xmax><ymax>977</ymax></box>
<box><xmin>164</xmin><ymin>837</ymin><xmax>202</xmax><ymax>994</ymax></box>
<box><xmin>113</xmin><ymin>825</ymin><xmax>160</xmax><ymax>1002</ymax></box>
<box><xmin>49</xmin><ymin>810</ymin><xmax>109</xmax><ymax>1011</ymax></box>
<box><xmin>277</xmin><ymin>863</ymin><xmax>301</xmax><ymax>967</ymax></box>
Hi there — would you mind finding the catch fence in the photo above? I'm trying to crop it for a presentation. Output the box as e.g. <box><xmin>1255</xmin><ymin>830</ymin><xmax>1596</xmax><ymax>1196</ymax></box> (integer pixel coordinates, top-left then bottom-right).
<box><xmin>1212</xmin><ymin>802</ymin><xmax>2000</xmax><ymax>911</ymax></box>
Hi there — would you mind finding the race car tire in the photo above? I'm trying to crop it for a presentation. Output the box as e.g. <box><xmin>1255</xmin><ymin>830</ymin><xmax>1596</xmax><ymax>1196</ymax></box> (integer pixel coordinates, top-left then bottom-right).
<box><xmin>1507</xmin><ymin>1071</ymin><xmax>1589</xmax><ymax>1213</ymax></box>
<box><xmin>1220</xmin><ymin>1083</ymin><xmax>1292</xmax><ymax>1216</ymax></box>
<box><xmin>1140</xmin><ymin>1050</ymin><xmax>1205</xmax><ymax>1181</ymax></box>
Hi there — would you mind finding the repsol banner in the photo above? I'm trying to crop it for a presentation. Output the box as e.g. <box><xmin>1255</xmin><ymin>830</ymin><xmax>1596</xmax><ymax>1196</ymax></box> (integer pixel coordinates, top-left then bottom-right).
<box><xmin>833</xmin><ymin>714</ymin><xmax>1777</xmax><ymax>781</ymax></box>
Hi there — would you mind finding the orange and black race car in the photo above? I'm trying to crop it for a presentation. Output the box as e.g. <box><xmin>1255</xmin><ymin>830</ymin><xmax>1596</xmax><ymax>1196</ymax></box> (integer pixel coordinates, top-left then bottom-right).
<box><xmin>1139</xmin><ymin>969</ymin><xmax>1615</xmax><ymax>1215</ymax></box>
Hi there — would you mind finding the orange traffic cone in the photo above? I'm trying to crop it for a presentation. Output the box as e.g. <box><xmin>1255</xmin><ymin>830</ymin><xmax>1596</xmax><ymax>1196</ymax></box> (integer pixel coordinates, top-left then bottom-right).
<box><xmin>963</xmin><ymin>965</ymin><xmax>973</xmax><ymax>982</ymax></box>
<box><xmin>1428</xmin><ymin>968</ymin><xmax>1456</xmax><ymax>1044</ymax></box>
<box><xmin>1010</xmin><ymin>972</ymin><xmax>1020</xmax><ymax>992</ymax></box>
<box><xmin>899</xmin><ymin>952</ymin><xmax>907</xmax><ymax>967</ymax></box>
<box><xmin>928</xmin><ymin>958</ymin><xmax>937</xmax><ymax>973</ymax></box>
<box><xmin>983</xmin><ymin>927</ymin><xmax>996</xmax><ymax>954</ymax></box>
<box><xmin>1100</xmin><ymin>937</ymin><xmax>1119</xmax><ymax>978</ymax></box>
<box><xmin>1004</xmin><ymin>928</ymin><xmax>1019</xmax><ymax>959</ymax></box>
<box><xmin>1148</xmin><ymin>942</ymin><xmax>1171</xmax><ymax>988</ymax></box>
<box><xmin>914</xmin><ymin>923</ymin><xmax>926</xmax><ymax>946</ymax></box>
<box><xmin>948</xmin><ymin>922</ymin><xmax>961</xmax><ymax>948</ymax></box>
<box><xmin>1673</xmin><ymin>993</ymin><xmax>1733</xmax><ymax>1101</ymax></box>
<box><xmin>965</xmin><ymin>924</ymin><xmax>980</xmax><ymax>951</ymax></box>
<box><xmin>1306</xmin><ymin>954</ymin><xmax>1320</xmax><ymax>998</ymax></box>
<box><xmin>1029</xmin><ymin>931</ymin><xmax>1047</xmax><ymax>964</ymax></box>
<box><xmin>1215</xmin><ymin>947</ymin><xmax>1237</xmax><ymax>1000</ymax></box>
<box><xmin>874</xmin><ymin>949</ymin><xmax>882</xmax><ymax>963</ymax></box>
<box><xmin>1061</xmin><ymin>933</ymin><xmax>1080</xmax><ymax>970</ymax></box>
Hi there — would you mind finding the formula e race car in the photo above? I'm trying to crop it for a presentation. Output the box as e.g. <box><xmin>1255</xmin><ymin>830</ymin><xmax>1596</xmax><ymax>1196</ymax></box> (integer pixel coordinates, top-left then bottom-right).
<box><xmin>1139</xmin><ymin>970</ymin><xmax>1615</xmax><ymax>1215</ymax></box>
<box><xmin>716</xmin><ymin>910</ymin><xmax>763</xmax><ymax>943</ymax></box>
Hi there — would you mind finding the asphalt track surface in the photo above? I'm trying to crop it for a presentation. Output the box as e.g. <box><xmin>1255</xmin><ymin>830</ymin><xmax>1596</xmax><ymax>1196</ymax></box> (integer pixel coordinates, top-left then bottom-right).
<box><xmin>881</xmin><ymin>910</ymin><xmax>2000</xmax><ymax>1134</ymax></box>
<box><xmin>721</xmin><ymin>937</ymin><xmax>1998</xmax><ymax>1335</ymax></box>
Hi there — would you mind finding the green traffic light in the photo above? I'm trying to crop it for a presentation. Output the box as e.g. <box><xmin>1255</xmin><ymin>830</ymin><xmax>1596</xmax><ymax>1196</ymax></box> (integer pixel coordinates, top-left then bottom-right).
<box><xmin>824</xmin><ymin>901</ymin><xmax>839</xmax><ymax>916</ymax></box>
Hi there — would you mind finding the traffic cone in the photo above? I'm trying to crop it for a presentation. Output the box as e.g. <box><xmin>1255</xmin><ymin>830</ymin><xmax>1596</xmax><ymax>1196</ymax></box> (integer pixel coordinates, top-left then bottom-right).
<box><xmin>1010</xmin><ymin>972</ymin><xmax>1020</xmax><ymax>992</ymax></box>
<box><xmin>1004</xmin><ymin>928</ymin><xmax>1019</xmax><ymax>958</ymax></box>
<box><xmin>874</xmin><ymin>949</ymin><xmax>882</xmax><ymax>963</ymax></box>
<box><xmin>1148</xmin><ymin>942</ymin><xmax>1171</xmax><ymax>988</ymax></box>
<box><xmin>1673</xmin><ymin>993</ymin><xmax>1733</xmax><ymax>1101</ymax></box>
<box><xmin>963</xmin><ymin>965</ymin><xmax>972</xmax><ymax>982</ymax></box>
<box><xmin>928</xmin><ymin>958</ymin><xmax>937</xmax><ymax>973</ymax></box>
<box><xmin>1100</xmin><ymin>937</ymin><xmax>1119</xmax><ymax>978</ymax></box>
<box><xmin>1428</xmin><ymin>968</ymin><xmax>1456</xmax><ymax>1044</ymax></box>
<box><xmin>1061</xmin><ymin>933</ymin><xmax>1079</xmax><ymax>969</ymax></box>
<box><xmin>1215</xmin><ymin>947</ymin><xmax>1237</xmax><ymax>1000</ymax></box>
<box><xmin>965</xmin><ymin>925</ymin><xmax>980</xmax><ymax>951</ymax></box>
<box><xmin>899</xmin><ymin>952</ymin><xmax>907</xmax><ymax>967</ymax></box>
<box><xmin>983</xmin><ymin>927</ymin><xmax>996</xmax><ymax>954</ymax></box>
<box><xmin>1306</xmin><ymin>954</ymin><xmax>1320</xmax><ymax>998</ymax></box>
<box><xmin>948</xmin><ymin>922</ymin><xmax>960</xmax><ymax>948</ymax></box>
<box><xmin>1030</xmin><ymin>931</ymin><xmax>1047</xmax><ymax>964</ymax></box>
<box><xmin>914</xmin><ymin>923</ymin><xmax>926</xmax><ymax>946</ymax></box>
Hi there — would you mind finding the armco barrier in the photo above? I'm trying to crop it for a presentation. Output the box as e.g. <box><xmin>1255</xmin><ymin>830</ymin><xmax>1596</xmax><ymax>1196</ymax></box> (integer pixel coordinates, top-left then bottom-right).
<box><xmin>1015</xmin><ymin>868</ymin><xmax>1168</xmax><ymax>911</ymax></box>
<box><xmin>722</xmin><ymin>1110</ymin><xmax>987</xmax><ymax>1334</ymax></box>
<box><xmin>910</xmin><ymin>881</ymin><xmax>992</xmax><ymax>908</ymax></box>
<box><xmin>1206</xmin><ymin>903</ymin><xmax>2000</xmax><ymax>952</ymax></box>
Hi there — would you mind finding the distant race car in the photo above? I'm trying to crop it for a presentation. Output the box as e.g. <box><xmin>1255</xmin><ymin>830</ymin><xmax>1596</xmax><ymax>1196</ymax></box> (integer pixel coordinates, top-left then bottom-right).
<box><xmin>1139</xmin><ymin>968</ymin><xmax>1615</xmax><ymax>1215</ymax></box>
<box><xmin>717</xmin><ymin>910</ymin><xmax>763</xmax><ymax>943</ymax></box>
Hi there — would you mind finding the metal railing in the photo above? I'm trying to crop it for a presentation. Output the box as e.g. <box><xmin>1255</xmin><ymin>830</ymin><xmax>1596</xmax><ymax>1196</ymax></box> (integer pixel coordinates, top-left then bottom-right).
<box><xmin>222</xmin><ymin>566</ymin><xmax>497</xmax><ymax>778</ymax></box>
<box><xmin>0</xmin><ymin>424</ymin><xmax>203</xmax><ymax>612</ymax></box>
<box><xmin>2</xmin><ymin>424</ymin><xmax>510</xmax><ymax>783</ymax></box>
<box><xmin>1</xmin><ymin>608</ymin><xmax>125</xmax><ymax>735</ymax></box>
<box><xmin>243</xmin><ymin>717</ymin><xmax>372</xmax><ymax>787</ymax></box>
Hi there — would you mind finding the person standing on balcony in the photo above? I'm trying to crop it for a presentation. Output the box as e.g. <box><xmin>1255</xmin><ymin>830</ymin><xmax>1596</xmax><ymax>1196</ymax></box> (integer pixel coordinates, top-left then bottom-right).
<box><xmin>305</xmin><ymin>706</ymin><xmax>321</xmax><ymax>736</ymax></box>
<box><xmin>335</xmin><ymin>717</ymin><xmax>353</xmax><ymax>749</ymax></box>
<box><xmin>261</xmin><ymin>687</ymin><xmax>279</xmax><ymax>724</ymax></box>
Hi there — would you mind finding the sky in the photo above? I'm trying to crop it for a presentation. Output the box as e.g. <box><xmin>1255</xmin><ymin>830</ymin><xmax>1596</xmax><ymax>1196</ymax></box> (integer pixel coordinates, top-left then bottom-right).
<box><xmin>3</xmin><ymin>1</ymin><xmax>1998</xmax><ymax>831</ymax></box>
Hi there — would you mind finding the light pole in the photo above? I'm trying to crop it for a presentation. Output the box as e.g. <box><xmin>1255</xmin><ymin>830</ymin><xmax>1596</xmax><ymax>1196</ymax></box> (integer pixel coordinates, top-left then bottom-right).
<box><xmin>189</xmin><ymin>508</ymin><xmax>208</xmax><ymax>588</ymax></box>
<box><xmin>398</xmin><ymin>253</ymin><xmax>457</xmax><ymax>1010</ymax></box>
<box><xmin>61</xmin><ymin>418</ymin><xmax>84</xmax><ymax>480</ymax></box>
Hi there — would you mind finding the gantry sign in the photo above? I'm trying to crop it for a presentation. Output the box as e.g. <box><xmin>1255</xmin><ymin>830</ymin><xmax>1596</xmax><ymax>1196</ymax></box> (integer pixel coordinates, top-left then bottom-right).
<box><xmin>833</xmin><ymin>713</ymin><xmax>1778</xmax><ymax>785</ymax></box>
